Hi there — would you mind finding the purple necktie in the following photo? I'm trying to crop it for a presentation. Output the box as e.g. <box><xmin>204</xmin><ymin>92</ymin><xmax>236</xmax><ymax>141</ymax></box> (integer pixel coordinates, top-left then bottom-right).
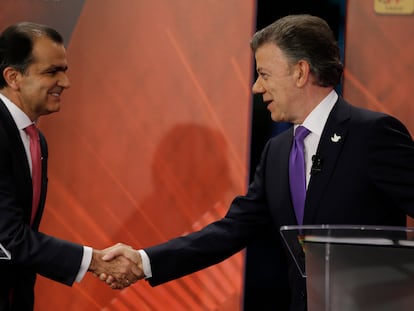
<box><xmin>289</xmin><ymin>126</ymin><xmax>310</xmax><ymax>225</ymax></box>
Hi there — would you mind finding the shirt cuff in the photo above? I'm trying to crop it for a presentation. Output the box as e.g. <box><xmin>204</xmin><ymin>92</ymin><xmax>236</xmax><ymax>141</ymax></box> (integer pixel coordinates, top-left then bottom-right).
<box><xmin>75</xmin><ymin>246</ymin><xmax>92</xmax><ymax>283</ymax></box>
<box><xmin>138</xmin><ymin>249</ymin><xmax>152</xmax><ymax>278</ymax></box>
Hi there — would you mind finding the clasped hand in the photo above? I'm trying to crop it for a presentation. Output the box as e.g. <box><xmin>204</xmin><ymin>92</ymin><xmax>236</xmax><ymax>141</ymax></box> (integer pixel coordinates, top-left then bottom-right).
<box><xmin>89</xmin><ymin>243</ymin><xmax>144</xmax><ymax>289</ymax></box>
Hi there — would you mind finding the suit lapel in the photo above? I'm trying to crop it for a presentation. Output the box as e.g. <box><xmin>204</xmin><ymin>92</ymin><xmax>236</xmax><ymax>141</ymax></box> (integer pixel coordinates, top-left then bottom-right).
<box><xmin>303</xmin><ymin>98</ymin><xmax>350</xmax><ymax>224</ymax></box>
<box><xmin>0</xmin><ymin>99</ymin><xmax>35</xmax><ymax>222</ymax></box>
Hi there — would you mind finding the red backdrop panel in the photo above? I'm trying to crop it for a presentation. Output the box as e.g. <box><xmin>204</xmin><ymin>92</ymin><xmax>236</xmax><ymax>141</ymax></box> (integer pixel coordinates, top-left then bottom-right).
<box><xmin>343</xmin><ymin>0</ymin><xmax>414</xmax><ymax>225</ymax></box>
<box><xmin>343</xmin><ymin>0</ymin><xmax>414</xmax><ymax>135</ymax></box>
<box><xmin>1</xmin><ymin>0</ymin><xmax>255</xmax><ymax>310</ymax></box>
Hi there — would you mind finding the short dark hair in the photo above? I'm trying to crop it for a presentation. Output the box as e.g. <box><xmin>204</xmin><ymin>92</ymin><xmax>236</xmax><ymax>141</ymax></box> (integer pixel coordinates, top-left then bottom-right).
<box><xmin>0</xmin><ymin>22</ymin><xmax>64</xmax><ymax>88</ymax></box>
<box><xmin>250</xmin><ymin>14</ymin><xmax>343</xmax><ymax>87</ymax></box>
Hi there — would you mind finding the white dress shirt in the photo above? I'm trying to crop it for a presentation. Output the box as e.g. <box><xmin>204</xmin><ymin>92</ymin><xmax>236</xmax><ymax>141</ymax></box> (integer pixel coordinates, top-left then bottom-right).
<box><xmin>296</xmin><ymin>90</ymin><xmax>338</xmax><ymax>188</ymax></box>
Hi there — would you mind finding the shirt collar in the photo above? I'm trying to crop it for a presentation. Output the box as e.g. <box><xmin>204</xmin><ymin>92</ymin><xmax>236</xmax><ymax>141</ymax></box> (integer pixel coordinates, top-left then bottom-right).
<box><xmin>0</xmin><ymin>93</ymin><xmax>33</xmax><ymax>130</ymax></box>
<box><xmin>301</xmin><ymin>89</ymin><xmax>338</xmax><ymax>136</ymax></box>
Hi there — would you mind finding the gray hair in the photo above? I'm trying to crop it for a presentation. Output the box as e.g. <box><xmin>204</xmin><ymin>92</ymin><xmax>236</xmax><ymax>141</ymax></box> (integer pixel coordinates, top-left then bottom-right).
<box><xmin>250</xmin><ymin>14</ymin><xmax>343</xmax><ymax>87</ymax></box>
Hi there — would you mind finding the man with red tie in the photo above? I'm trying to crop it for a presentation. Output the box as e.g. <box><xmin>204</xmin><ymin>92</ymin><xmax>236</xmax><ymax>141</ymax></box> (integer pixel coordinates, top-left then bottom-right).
<box><xmin>0</xmin><ymin>22</ymin><xmax>141</xmax><ymax>311</ymax></box>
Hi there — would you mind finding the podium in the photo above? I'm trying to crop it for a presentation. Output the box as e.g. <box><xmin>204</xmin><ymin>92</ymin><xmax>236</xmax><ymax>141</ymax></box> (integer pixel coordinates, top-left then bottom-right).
<box><xmin>280</xmin><ymin>225</ymin><xmax>414</xmax><ymax>311</ymax></box>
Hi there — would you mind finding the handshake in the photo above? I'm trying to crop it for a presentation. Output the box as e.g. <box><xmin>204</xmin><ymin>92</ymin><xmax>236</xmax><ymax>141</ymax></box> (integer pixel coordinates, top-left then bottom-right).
<box><xmin>88</xmin><ymin>243</ymin><xmax>144</xmax><ymax>289</ymax></box>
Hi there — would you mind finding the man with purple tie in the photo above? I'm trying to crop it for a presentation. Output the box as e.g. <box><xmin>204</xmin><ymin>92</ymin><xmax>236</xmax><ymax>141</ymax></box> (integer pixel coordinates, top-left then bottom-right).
<box><xmin>102</xmin><ymin>15</ymin><xmax>414</xmax><ymax>311</ymax></box>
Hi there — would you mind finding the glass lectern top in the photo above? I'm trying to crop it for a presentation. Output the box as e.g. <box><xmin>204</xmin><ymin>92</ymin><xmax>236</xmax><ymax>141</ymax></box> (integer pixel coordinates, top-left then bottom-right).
<box><xmin>279</xmin><ymin>225</ymin><xmax>414</xmax><ymax>278</ymax></box>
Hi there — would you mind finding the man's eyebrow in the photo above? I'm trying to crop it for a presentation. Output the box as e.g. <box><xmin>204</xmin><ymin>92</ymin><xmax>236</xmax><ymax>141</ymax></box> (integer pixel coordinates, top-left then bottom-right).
<box><xmin>43</xmin><ymin>65</ymin><xmax>68</xmax><ymax>72</ymax></box>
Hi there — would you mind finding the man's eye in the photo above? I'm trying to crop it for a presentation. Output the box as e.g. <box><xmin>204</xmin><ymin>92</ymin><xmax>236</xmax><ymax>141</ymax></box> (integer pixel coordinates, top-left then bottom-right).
<box><xmin>45</xmin><ymin>67</ymin><xmax>67</xmax><ymax>75</ymax></box>
<box><xmin>260</xmin><ymin>73</ymin><xmax>268</xmax><ymax>79</ymax></box>
<box><xmin>45</xmin><ymin>70</ymin><xmax>57</xmax><ymax>75</ymax></box>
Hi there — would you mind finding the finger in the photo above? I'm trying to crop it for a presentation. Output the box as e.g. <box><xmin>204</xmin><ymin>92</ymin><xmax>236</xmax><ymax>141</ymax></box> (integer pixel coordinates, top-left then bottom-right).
<box><xmin>99</xmin><ymin>273</ymin><xmax>106</xmax><ymax>281</ymax></box>
<box><xmin>106</xmin><ymin>275</ymin><xmax>115</xmax><ymax>283</ymax></box>
<box><xmin>103</xmin><ymin>242</ymin><xmax>127</xmax><ymax>252</ymax></box>
<box><xmin>110</xmin><ymin>282</ymin><xmax>123</xmax><ymax>290</ymax></box>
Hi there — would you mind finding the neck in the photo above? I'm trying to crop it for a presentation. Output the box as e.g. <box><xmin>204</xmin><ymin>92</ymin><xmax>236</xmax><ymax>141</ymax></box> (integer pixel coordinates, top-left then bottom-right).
<box><xmin>0</xmin><ymin>88</ymin><xmax>37</xmax><ymax>122</ymax></box>
<box><xmin>294</xmin><ymin>87</ymin><xmax>334</xmax><ymax>124</ymax></box>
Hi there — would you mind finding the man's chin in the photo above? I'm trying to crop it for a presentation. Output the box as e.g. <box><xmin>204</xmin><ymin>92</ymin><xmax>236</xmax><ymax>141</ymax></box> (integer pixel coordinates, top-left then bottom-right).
<box><xmin>43</xmin><ymin>106</ymin><xmax>61</xmax><ymax>116</ymax></box>
<box><xmin>270</xmin><ymin>112</ymin><xmax>284</xmax><ymax>123</ymax></box>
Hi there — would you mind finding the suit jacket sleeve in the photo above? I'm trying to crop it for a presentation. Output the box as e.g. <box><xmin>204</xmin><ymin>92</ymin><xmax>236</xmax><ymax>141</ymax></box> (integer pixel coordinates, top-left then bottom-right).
<box><xmin>367</xmin><ymin>114</ymin><xmax>414</xmax><ymax>216</ymax></box>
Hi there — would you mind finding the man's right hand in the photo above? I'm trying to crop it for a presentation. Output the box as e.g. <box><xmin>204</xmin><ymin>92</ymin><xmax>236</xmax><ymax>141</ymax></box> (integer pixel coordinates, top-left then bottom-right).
<box><xmin>88</xmin><ymin>243</ymin><xmax>144</xmax><ymax>289</ymax></box>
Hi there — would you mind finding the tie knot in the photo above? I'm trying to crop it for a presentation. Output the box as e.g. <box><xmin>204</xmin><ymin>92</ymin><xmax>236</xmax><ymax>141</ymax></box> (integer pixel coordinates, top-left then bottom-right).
<box><xmin>24</xmin><ymin>124</ymin><xmax>38</xmax><ymax>139</ymax></box>
<box><xmin>294</xmin><ymin>126</ymin><xmax>310</xmax><ymax>142</ymax></box>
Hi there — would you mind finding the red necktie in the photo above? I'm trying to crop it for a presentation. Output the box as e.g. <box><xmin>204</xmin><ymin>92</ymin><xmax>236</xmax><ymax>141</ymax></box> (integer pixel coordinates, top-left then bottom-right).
<box><xmin>289</xmin><ymin>126</ymin><xmax>310</xmax><ymax>225</ymax></box>
<box><xmin>24</xmin><ymin>124</ymin><xmax>42</xmax><ymax>225</ymax></box>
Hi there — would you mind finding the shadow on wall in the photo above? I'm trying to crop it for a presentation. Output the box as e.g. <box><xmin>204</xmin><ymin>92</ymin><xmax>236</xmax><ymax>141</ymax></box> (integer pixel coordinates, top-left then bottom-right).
<box><xmin>98</xmin><ymin>123</ymin><xmax>242</xmax><ymax>311</ymax></box>
<box><xmin>113</xmin><ymin>122</ymin><xmax>234</xmax><ymax>246</ymax></box>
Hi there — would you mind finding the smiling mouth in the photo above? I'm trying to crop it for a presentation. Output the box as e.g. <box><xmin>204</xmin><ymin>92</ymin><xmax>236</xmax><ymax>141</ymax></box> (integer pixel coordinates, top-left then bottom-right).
<box><xmin>263</xmin><ymin>99</ymin><xmax>272</xmax><ymax>107</ymax></box>
<box><xmin>48</xmin><ymin>88</ymin><xmax>63</xmax><ymax>98</ymax></box>
<box><xmin>49</xmin><ymin>86</ymin><xmax>64</xmax><ymax>97</ymax></box>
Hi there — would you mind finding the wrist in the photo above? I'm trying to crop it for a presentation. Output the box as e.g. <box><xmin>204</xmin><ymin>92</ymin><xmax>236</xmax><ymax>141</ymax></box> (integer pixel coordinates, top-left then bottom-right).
<box><xmin>88</xmin><ymin>249</ymin><xmax>102</xmax><ymax>272</ymax></box>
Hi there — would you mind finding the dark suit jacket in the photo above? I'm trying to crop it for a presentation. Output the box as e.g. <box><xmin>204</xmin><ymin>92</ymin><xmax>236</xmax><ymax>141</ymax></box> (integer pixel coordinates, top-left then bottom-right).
<box><xmin>144</xmin><ymin>98</ymin><xmax>414</xmax><ymax>310</ymax></box>
<box><xmin>0</xmin><ymin>99</ymin><xmax>84</xmax><ymax>311</ymax></box>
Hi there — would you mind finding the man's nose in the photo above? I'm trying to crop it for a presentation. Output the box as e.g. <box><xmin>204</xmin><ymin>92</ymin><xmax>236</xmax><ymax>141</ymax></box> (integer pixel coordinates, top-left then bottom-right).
<box><xmin>252</xmin><ymin>79</ymin><xmax>264</xmax><ymax>94</ymax></box>
<box><xmin>58</xmin><ymin>72</ymin><xmax>71</xmax><ymax>89</ymax></box>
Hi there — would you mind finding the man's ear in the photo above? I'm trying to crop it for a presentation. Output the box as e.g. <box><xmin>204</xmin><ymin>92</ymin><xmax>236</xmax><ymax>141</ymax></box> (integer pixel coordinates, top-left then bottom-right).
<box><xmin>294</xmin><ymin>60</ymin><xmax>311</xmax><ymax>88</ymax></box>
<box><xmin>2</xmin><ymin>67</ymin><xmax>20</xmax><ymax>90</ymax></box>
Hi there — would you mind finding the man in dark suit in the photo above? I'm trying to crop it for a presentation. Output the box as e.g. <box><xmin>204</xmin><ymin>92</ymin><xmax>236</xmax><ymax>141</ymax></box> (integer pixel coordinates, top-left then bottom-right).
<box><xmin>0</xmin><ymin>22</ymin><xmax>141</xmax><ymax>311</ymax></box>
<box><xmin>102</xmin><ymin>15</ymin><xmax>414</xmax><ymax>310</ymax></box>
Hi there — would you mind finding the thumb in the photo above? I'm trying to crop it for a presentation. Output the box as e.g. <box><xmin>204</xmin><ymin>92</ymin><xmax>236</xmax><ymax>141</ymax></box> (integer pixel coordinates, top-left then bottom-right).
<box><xmin>102</xmin><ymin>249</ymin><xmax>123</xmax><ymax>261</ymax></box>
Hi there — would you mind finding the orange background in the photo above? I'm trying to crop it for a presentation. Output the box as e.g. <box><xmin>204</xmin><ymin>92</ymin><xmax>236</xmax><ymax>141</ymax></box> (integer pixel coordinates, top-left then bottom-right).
<box><xmin>343</xmin><ymin>0</ymin><xmax>414</xmax><ymax>136</ymax></box>
<box><xmin>343</xmin><ymin>0</ymin><xmax>414</xmax><ymax>224</ymax></box>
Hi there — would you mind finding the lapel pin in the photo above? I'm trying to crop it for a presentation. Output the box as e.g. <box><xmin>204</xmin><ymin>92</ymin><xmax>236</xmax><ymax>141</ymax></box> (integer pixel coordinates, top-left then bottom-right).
<box><xmin>331</xmin><ymin>133</ymin><xmax>341</xmax><ymax>143</ymax></box>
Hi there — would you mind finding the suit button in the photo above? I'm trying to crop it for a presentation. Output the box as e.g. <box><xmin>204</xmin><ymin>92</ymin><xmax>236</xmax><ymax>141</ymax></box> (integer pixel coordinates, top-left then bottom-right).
<box><xmin>300</xmin><ymin>291</ymin><xmax>306</xmax><ymax>300</ymax></box>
